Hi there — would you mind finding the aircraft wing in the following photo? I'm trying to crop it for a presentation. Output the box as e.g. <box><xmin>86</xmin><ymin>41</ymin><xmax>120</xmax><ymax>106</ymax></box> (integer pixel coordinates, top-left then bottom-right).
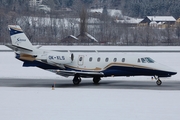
<box><xmin>55</xmin><ymin>70</ymin><xmax>104</xmax><ymax>78</ymax></box>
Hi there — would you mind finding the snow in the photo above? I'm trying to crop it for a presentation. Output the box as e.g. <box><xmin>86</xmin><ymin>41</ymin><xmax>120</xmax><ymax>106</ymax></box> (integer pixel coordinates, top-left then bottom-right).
<box><xmin>0</xmin><ymin>88</ymin><xmax>180</xmax><ymax>120</ymax></box>
<box><xmin>3</xmin><ymin>45</ymin><xmax>180</xmax><ymax>51</ymax></box>
<box><xmin>35</xmin><ymin>45</ymin><xmax>180</xmax><ymax>51</ymax></box>
<box><xmin>69</xmin><ymin>35</ymin><xmax>78</xmax><ymax>40</ymax></box>
<box><xmin>85</xmin><ymin>32</ymin><xmax>98</xmax><ymax>42</ymax></box>
<box><xmin>90</xmin><ymin>8</ymin><xmax>122</xmax><ymax>18</ymax></box>
<box><xmin>0</xmin><ymin>46</ymin><xmax>180</xmax><ymax>120</ymax></box>
<box><xmin>117</xmin><ymin>16</ymin><xmax>143</xmax><ymax>24</ymax></box>
<box><xmin>147</xmin><ymin>16</ymin><xmax>176</xmax><ymax>22</ymax></box>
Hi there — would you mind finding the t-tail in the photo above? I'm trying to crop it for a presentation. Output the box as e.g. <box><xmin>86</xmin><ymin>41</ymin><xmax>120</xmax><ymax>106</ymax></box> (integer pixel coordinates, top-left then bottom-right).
<box><xmin>7</xmin><ymin>25</ymin><xmax>33</xmax><ymax>52</ymax></box>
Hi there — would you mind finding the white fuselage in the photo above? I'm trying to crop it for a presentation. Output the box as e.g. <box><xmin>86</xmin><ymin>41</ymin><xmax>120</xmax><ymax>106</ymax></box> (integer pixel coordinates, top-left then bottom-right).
<box><xmin>20</xmin><ymin>48</ymin><xmax>176</xmax><ymax>78</ymax></box>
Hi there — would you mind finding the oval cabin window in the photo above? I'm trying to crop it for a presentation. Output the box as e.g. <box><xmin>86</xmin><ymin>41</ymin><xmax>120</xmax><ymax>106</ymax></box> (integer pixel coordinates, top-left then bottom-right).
<box><xmin>105</xmin><ymin>58</ymin><xmax>109</xmax><ymax>62</ymax></box>
<box><xmin>113</xmin><ymin>58</ymin><xmax>117</xmax><ymax>62</ymax></box>
<box><xmin>79</xmin><ymin>57</ymin><xmax>82</xmax><ymax>61</ymax></box>
<box><xmin>122</xmin><ymin>58</ymin><xmax>125</xmax><ymax>62</ymax></box>
<box><xmin>89</xmin><ymin>57</ymin><xmax>92</xmax><ymax>62</ymax></box>
<box><xmin>97</xmin><ymin>57</ymin><xmax>101</xmax><ymax>62</ymax></box>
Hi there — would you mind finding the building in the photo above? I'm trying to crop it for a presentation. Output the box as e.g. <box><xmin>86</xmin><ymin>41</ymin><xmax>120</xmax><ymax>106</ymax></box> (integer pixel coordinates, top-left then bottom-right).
<box><xmin>139</xmin><ymin>16</ymin><xmax>176</xmax><ymax>26</ymax></box>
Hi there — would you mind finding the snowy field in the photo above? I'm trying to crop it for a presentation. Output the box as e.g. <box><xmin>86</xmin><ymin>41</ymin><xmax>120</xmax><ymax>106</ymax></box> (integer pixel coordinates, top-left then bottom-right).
<box><xmin>0</xmin><ymin>46</ymin><xmax>180</xmax><ymax>120</ymax></box>
<box><xmin>0</xmin><ymin>87</ymin><xmax>179</xmax><ymax>120</ymax></box>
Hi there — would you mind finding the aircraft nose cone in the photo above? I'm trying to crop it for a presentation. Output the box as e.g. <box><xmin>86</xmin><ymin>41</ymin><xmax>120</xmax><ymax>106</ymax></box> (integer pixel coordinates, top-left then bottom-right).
<box><xmin>171</xmin><ymin>71</ymin><xmax>177</xmax><ymax>75</ymax></box>
<box><xmin>167</xmin><ymin>69</ymin><xmax>177</xmax><ymax>76</ymax></box>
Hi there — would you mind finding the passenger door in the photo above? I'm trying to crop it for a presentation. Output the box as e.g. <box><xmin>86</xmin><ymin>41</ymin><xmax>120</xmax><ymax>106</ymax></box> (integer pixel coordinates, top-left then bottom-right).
<box><xmin>78</xmin><ymin>55</ymin><xmax>84</xmax><ymax>66</ymax></box>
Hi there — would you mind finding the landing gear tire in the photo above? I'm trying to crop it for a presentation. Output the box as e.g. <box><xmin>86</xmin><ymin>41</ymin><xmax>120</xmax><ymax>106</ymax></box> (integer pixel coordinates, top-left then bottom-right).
<box><xmin>93</xmin><ymin>77</ymin><xmax>101</xmax><ymax>84</ymax></box>
<box><xmin>156</xmin><ymin>79</ymin><xmax>162</xmax><ymax>86</ymax></box>
<box><xmin>154</xmin><ymin>76</ymin><xmax>162</xmax><ymax>86</ymax></box>
<box><xmin>73</xmin><ymin>74</ymin><xmax>81</xmax><ymax>85</ymax></box>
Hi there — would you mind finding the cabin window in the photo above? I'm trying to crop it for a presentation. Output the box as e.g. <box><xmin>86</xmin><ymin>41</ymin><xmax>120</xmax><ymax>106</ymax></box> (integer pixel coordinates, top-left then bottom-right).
<box><xmin>141</xmin><ymin>58</ymin><xmax>146</xmax><ymax>63</ymax></box>
<box><xmin>113</xmin><ymin>58</ymin><xmax>117</xmax><ymax>62</ymax></box>
<box><xmin>79</xmin><ymin>57</ymin><xmax>83</xmax><ymax>61</ymax></box>
<box><xmin>89</xmin><ymin>57</ymin><xmax>93</xmax><ymax>62</ymax></box>
<box><xmin>138</xmin><ymin>58</ymin><xmax>141</xmax><ymax>63</ymax></box>
<box><xmin>97</xmin><ymin>57</ymin><xmax>101</xmax><ymax>62</ymax></box>
<box><xmin>71</xmin><ymin>53</ymin><xmax>74</xmax><ymax>61</ymax></box>
<box><xmin>122</xmin><ymin>58</ymin><xmax>125</xmax><ymax>62</ymax></box>
<box><xmin>105</xmin><ymin>58</ymin><xmax>109</xmax><ymax>62</ymax></box>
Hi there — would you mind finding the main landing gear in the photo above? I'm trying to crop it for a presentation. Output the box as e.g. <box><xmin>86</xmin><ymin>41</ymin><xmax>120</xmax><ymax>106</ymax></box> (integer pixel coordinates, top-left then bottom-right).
<box><xmin>93</xmin><ymin>77</ymin><xmax>101</xmax><ymax>84</ymax></box>
<box><xmin>154</xmin><ymin>76</ymin><xmax>162</xmax><ymax>86</ymax></box>
<box><xmin>73</xmin><ymin>74</ymin><xmax>81</xmax><ymax>85</ymax></box>
<box><xmin>72</xmin><ymin>74</ymin><xmax>101</xmax><ymax>85</ymax></box>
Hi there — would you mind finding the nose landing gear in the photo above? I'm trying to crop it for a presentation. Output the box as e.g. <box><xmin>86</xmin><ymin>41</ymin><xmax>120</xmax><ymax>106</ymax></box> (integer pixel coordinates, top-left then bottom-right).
<box><xmin>154</xmin><ymin>76</ymin><xmax>162</xmax><ymax>86</ymax></box>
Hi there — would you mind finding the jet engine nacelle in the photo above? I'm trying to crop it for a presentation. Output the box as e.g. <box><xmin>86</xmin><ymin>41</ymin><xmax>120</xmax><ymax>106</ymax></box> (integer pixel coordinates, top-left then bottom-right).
<box><xmin>47</xmin><ymin>52</ymin><xmax>74</xmax><ymax>64</ymax></box>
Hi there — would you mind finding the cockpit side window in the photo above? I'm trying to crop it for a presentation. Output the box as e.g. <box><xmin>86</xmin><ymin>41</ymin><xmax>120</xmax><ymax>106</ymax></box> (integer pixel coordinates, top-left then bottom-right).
<box><xmin>138</xmin><ymin>58</ymin><xmax>141</xmax><ymax>63</ymax></box>
<box><xmin>141</xmin><ymin>58</ymin><xmax>146</xmax><ymax>63</ymax></box>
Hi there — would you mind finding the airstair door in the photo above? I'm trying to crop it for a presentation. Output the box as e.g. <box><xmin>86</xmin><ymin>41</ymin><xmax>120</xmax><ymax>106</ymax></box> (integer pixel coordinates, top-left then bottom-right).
<box><xmin>78</xmin><ymin>55</ymin><xmax>84</xmax><ymax>66</ymax></box>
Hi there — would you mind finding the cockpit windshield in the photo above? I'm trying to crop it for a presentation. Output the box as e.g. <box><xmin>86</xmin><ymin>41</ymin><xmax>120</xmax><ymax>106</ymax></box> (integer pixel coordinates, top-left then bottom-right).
<box><xmin>139</xmin><ymin>57</ymin><xmax>155</xmax><ymax>63</ymax></box>
<box><xmin>141</xmin><ymin>58</ymin><xmax>146</xmax><ymax>63</ymax></box>
<box><xmin>145</xmin><ymin>57</ymin><xmax>155</xmax><ymax>63</ymax></box>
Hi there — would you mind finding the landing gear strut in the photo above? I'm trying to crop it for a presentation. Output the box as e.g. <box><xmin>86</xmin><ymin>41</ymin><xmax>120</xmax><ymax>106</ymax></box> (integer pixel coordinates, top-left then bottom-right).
<box><xmin>154</xmin><ymin>76</ymin><xmax>162</xmax><ymax>86</ymax></box>
<box><xmin>73</xmin><ymin>74</ymin><xmax>81</xmax><ymax>85</ymax></box>
<box><xmin>93</xmin><ymin>77</ymin><xmax>101</xmax><ymax>84</ymax></box>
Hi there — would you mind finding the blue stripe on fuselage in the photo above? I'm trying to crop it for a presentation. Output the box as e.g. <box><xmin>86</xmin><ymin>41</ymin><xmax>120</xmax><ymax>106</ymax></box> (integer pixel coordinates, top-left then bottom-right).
<box><xmin>102</xmin><ymin>66</ymin><xmax>175</xmax><ymax>77</ymax></box>
<box><xmin>64</xmin><ymin>66</ymin><xmax>176</xmax><ymax>77</ymax></box>
<box><xmin>15</xmin><ymin>54</ymin><xmax>59</xmax><ymax>69</ymax></box>
<box><xmin>23</xmin><ymin>60</ymin><xmax>60</xmax><ymax>69</ymax></box>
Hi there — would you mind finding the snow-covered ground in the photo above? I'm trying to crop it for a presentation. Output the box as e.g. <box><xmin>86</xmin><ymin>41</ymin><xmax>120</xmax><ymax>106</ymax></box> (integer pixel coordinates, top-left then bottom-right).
<box><xmin>0</xmin><ymin>46</ymin><xmax>180</xmax><ymax>120</ymax></box>
<box><xmin>0</xmin><ymin>87</ymin><xmax>179</xmax><ymax>120</ymax></box>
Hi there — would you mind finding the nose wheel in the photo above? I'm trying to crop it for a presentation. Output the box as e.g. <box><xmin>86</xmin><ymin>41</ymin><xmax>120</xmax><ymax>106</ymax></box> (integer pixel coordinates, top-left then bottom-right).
<box><xmin>156</xmin><ymin>79</ymin><xmax>162</xmax><ymax>86</ymax></box>
<box><xmin>154</xmin><ymin>76</ymin><xmax>162</xmax><ymax>86</ymax></box>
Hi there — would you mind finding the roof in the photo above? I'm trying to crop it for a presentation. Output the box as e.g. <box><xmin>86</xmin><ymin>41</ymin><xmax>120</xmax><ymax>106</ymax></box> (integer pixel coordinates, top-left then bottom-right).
<box><xmin>147</xmin><ymin>16</ymin><xmax>176</xmax><ymax>22</ymax></box>
<box><xmin>90</xmin><ymin>8</ymin><xmax>122</xmax><ymax>17</ymax></box>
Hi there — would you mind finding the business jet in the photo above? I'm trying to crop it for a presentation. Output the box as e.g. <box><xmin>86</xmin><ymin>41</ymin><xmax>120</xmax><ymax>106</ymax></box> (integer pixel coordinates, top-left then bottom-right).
<box><xmin>7</xmin><ymin>25</ymin><xmax>177</xmax><ymax>86</ymax></box>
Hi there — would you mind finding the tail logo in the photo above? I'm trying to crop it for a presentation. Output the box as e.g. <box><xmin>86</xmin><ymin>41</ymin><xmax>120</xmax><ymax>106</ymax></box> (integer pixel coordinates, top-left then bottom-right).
<box><xmin>17</xmin><ymin>38</ymin><xmax>26</xmax><ymax>41</ymax></box>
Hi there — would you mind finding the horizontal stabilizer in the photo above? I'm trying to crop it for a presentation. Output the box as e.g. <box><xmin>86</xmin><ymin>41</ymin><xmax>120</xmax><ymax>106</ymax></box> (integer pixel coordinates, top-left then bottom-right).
<box><xmin>6</xmin><ymin>44</ymin><xmax>32</xmax><ymax>52</ymax></box>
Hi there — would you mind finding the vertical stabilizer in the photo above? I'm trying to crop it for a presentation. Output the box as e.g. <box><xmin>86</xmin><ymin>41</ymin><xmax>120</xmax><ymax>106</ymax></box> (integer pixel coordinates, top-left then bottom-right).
<box><xmin>8</xmin><ymin>25</ymin><xmax>33</xmax><ymax>50</ymax></box>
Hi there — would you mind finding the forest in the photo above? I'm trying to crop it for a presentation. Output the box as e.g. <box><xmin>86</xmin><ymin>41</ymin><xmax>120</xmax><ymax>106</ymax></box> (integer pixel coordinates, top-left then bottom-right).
<box><xmin>0</xmin><ymin>0</ymin><xmax>180</xmax><ymax>45</ymax></box>
<box><xmin>1</xmin><ymin>0</ymin><xmax>180</xmax><ymax>18</ymax></box>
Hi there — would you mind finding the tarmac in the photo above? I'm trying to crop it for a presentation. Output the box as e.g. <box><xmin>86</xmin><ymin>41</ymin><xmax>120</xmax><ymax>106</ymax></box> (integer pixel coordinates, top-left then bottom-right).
<box><xmin>0</xmin><ymin>78</ymin><xmax>180</xmax><ymax>90</ymax></box>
